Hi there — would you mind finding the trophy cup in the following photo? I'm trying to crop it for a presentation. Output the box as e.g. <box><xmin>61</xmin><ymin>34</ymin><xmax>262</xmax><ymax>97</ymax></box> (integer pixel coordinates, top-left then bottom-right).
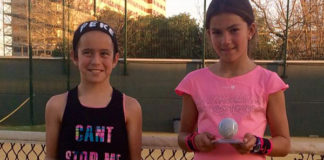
<box><xmin>215</xmin><ymin>118</ymin><xmax>242</xmax><ymax>143</ymax></box>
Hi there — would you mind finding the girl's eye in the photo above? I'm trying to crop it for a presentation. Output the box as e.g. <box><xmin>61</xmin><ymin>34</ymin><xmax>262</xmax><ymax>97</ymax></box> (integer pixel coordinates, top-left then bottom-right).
<box><xmin>230</xmin><ymin>28</ymin><xmax>239</xmax><ymax>33</ymax></box>
<box><xmin>101</xmin><ymin>52</ymin><xmax>110</xmax><ymax>57</ymax></box>
<box><xmin>82</xmin><ymin>51</ymin><xmax>92</xmax><ymax>56</ymax></box>
<box><xmin>212</xmin><ymin>31</ymin><xmax>222</xmax><ymax>35</ymax></box>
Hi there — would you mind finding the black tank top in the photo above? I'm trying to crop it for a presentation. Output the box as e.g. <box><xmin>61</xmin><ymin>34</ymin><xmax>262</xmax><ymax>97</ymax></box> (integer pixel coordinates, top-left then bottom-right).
<box><xmin>57</xmin><ymin>86</ymin><xmax>130</xmax><ymax>160</ymax></box>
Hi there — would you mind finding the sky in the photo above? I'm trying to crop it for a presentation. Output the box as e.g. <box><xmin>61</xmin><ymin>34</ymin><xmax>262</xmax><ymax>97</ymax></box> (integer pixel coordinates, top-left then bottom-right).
<box><xmin>166</xmin><ymin>0</ymin><xmax>212</xmax><ymax>24</ymax></box>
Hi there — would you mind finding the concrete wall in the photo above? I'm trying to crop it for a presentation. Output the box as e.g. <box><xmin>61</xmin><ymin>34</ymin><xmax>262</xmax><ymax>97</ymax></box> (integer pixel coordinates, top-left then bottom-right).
<box><xmin>0</xmin><ymin>58</ymin><xmax>323</xmax><ymax>136</ymax></box>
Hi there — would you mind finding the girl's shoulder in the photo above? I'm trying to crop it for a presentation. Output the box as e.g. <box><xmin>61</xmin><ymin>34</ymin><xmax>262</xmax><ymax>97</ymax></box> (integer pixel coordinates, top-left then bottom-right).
<box><xmin>47</xmin><ymin>92</ymin><xmax>68</xmax><ymax>103</ymax></box>
<box><xmin>45</xmin><ymin>92</ymin><xmax>68</xmax><ymax>122</ymax></box>
<box><xmin>254</xmin><ymin>65</ymin><xmax>281</xmax><ymax>79</ymax></box>
<box><xmin>46</xmin><ymin>92</ymin><xmax>68</xmax><ymax>109</ymax></box>
<box><xmin>123</xmin><ymin>94</ymin><xmax>142</xmax><ymax>123</ymax></box>
<box><xmin>254</xmin><ymin>66</ymin><xmax>288</xmax><ymax>92</ymax></box>
<box><xmin>189</xmin><ymin>67</ymin><xmax>210</xmax><ymax>75</ymax></box>
<box><xmin>183</xmin><ymin>67</ymin><xmax>210</xmax><ymax>79</ymax></box>
<box><xmin>124</xmin><ymin>95</ymin><xmax>141</xmax><ymax>110</ymax></box>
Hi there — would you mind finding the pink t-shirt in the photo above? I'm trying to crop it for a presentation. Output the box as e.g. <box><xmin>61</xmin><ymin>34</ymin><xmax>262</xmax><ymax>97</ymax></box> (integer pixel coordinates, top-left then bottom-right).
<box><xmin>175</xmin><ymin>65</ymin><xmax>288</xmax><ymax>160</ymax></box>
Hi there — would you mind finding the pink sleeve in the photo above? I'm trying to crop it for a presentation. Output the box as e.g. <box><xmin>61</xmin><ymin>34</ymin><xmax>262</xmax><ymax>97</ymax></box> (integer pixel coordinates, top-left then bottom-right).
<box><xmin>266</xmin><ymin>72</ymin><xmax>289</xmax><ymax>95</ymax></box>
<box><xmin>175</xmin><ymin>74</ymin><xmax>193</xmax><ymax>96</ymax></box>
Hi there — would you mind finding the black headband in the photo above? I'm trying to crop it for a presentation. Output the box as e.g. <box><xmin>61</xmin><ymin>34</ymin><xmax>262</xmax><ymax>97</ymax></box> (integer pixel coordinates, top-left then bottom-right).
<box><xmin>72</xmin><ymin>20</ymin><xmax>118</xmax><ymax>54</ymax></box>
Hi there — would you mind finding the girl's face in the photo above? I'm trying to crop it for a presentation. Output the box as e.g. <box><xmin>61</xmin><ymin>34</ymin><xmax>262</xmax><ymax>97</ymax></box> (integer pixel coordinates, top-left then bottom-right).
<box><xmin>207</xmin><ymin>13</ymin><xmax>255</xmax><ymax>63</ymax></box>
<box><xmin>72</xmin><ymin>31</ymin><xmax>119</xmax><ymax>84</ymax></box>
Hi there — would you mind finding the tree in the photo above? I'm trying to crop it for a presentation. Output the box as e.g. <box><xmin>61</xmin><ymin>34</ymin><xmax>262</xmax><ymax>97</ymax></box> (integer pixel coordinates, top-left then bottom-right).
<box><xmin>251</xmin><ymin>0</ymin><xmax>324</xmax><ymax>60</ymax></box>
<box><xmin>97</xmin><ymin>9</ymin><xmax>203</xmax><ymax>58</ymax></box>
<box><xmin>97</xmin><ymin>7</ymin><xmax>126</xmax><ymax>57</ymax></box>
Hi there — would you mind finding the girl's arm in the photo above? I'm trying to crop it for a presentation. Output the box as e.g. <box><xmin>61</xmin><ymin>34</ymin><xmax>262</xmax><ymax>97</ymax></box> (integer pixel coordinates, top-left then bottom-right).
<box><xmin>125</xmin><ymin>96</ymin><xmax>142</xmax><ymax>160</ymax></box>
<box><xmin>45</xmin><ymin>93</ymin><xmax>66</xmax><ymax>160</ymax></box>
<box><xmin>178</xmin><ymin>94</ymin><xmax>216</xmax><ymax>152</ymax></box>
<box><xmin>266</xmin><ymin>90</ymin><xmax>290</xmax><ymax>156</ymax></box>
<box><xmin>232</xmin><ymin>91</ymin><xmax>290</xmax><ymax>155</ymax></box>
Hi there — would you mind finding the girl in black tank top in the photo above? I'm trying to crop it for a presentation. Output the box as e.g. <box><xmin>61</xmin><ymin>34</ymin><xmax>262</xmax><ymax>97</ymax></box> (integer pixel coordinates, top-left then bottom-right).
<box><xmin>45</xmin><ymin>21</ymin><xmax>142</xmax><ymax>160</ymax></box>
<box><xmin>57</xmin><ymin>87</ymin><xmax>129</xmax><ymax>160</ymax></box>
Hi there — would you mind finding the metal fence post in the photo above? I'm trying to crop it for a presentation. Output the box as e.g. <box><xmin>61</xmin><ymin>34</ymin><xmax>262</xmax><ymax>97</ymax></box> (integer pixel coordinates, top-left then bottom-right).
<box><xmin>27</xmin><ymin>0</ymin><xmax>34</xmax><ymax>125</ymax></box>
<box><xmin>282</xmin><ymin>0</ymin><xmax>290</xmax><ymax>78</ymax></box>
<box><xmin>124</xmin><ymin>0</ymin><xmax>127</xmax><ymax>75</ymax></box>
<box><xmin>67</xmin><ymin>0</ymin><xmax>70</xmax><ymax>90</ymax></box>
<box><xmin>62</xmin><ymin>0</ymin><xmax>68</xmax><ymax>90</ymax></box>
<box><xmin>202</xmin><ymin>0</ymin><xmax>207</xmax><ymax>68</ymax></box>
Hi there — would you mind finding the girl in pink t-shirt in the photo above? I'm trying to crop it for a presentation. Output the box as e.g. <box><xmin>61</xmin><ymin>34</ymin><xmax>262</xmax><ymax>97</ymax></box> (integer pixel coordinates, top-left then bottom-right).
<box><xmin>175</xmin><ymin>0</ymin><xmax>290</xmax><ymax>159</ymax></box>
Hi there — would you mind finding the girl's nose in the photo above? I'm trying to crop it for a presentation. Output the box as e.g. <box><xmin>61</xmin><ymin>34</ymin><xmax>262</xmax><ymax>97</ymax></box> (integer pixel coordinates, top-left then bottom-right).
<box><xmin>90</xmin><ymin>53</ymin><xmax>100</xmax><ymax>64</ymax></box>
<box><xmin>221</xmin><ymin>32</ymin><xmax>231</xmax><ymax>46</ymax></box>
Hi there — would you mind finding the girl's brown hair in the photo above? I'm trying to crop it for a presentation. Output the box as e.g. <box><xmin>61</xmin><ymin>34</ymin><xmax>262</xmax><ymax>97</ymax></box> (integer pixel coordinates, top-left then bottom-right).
<box><xmin>206</xmin><ymin>0</ymin><xmax>255</xmax><ymax>29</ymax></box>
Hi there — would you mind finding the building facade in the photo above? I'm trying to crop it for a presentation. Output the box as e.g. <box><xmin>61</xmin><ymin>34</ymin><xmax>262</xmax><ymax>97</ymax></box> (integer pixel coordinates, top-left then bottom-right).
<box><xmin>97</xmin><ymin>0</ymin><xmax>166</xmax><ymax>17</ymax></box>
<box><xmin>1</xmin><ymin>0</ymin><xmax>166</xmax><ymax>56</ymax></box>
<box><xmin>0</xmin><ymin>0</ymin><xmax>4</xmax><ymax>56</ymax></box>
<box><xmin>1</xmin><ymin>0</ymin><xmax>13</xmax><ymax>56</ymax></box>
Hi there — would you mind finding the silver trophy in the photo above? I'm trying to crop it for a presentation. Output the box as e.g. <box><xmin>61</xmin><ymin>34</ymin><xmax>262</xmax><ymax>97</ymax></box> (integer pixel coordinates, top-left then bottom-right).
<box><xmin>215</xmin><ymin>118</ymin><xmax>242</xmax><ymax>143</ymax></box>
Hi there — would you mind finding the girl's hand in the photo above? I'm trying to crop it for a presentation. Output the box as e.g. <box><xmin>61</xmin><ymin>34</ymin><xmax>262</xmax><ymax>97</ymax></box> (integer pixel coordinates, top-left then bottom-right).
<box><xmin>231</xmin><ymin>133</ymin><xmax>256</xmax><ymax>154</ymax></box>
<box><xmin>194</xmin><ymin>132</ymin><xmax>217</xmax><ymax>152</ymax></box>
